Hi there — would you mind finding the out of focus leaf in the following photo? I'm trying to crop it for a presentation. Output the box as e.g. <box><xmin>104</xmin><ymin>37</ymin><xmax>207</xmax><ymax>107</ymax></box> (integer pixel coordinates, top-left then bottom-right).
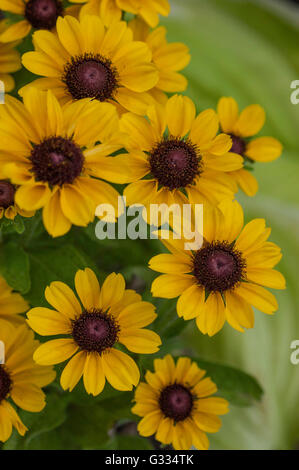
<box><xmin>0</xmin><ymin>241</ymin><xmax>31</xmax><ymax>293</ymax></box>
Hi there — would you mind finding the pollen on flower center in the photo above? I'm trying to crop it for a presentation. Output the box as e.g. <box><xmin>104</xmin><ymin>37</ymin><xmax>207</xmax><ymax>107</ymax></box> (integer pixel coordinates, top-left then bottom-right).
<box><xmin>193</xmin><ymin>241</ymin><xmax>246</xmax><ymax>293</ymax></box>
<box><xmin>159</xmin><ymin>384</ymin><xmax>193</xmax><ymax>422</ymax></box>
<box><xmin>0</xmin><ymin>181</ymin><xmax>15</xmax><ymax>208</ymax></box>
<box><xmin>149</xmin><ymin>138</ymin><xmax>201</xmax><ymax>190</ymax></box>
<box><xmin>0</xmin><ymin>365</ymin><xmax>12</xmax><ymax>403</ymax></box>
<box><xmin>63</xmin><ymin>54</ymin><xmax>119</xmax><ymax>102</ymax></box>
<box><xmin>72</xmin><ymin>311</ymin><xmax>120</xmax><ymax>354</ymax></box>
<box><xmin>30</xmin><ymin>136</ymin><xmax>84</xmax><ymax>186</ymax></box>
<box><xmin>25</xmin><ymin>0</ymin><xmax>63</xmax><ymax>30</ymax></box>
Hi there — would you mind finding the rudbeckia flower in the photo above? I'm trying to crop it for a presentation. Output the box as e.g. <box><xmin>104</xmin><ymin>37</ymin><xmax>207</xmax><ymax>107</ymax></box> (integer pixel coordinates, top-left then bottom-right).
<box><xmin>132</xmin><ymin>355</ymin><xmax>229</xmax><ymax>450</ymax></box>
<box><xmin>0</xmin><ymin>0</ymin><xmax>65</xmax><ymax>42</ymax></box>
<box><xmin>150</xmin><ymin>199</ymin><xmax>286</xmax><ymax>336</ymax></box>
<box><xmin>0</xmin><ymin>275</ymin><xmax>29</xmax><ymax>325</ymax></box>
<box><xmin>128</xmin><ymin>17</ymin><xmax>191</xmax><ymax>104</ymax></box>
<box><xmin>21</xmin><ymin>15</ymin><xmax>159</xmax><ymax>115</ymax></box>
<box><xmin>0</xmin><ymin>88</ymin><xmax>129</xmax><ymax>237</ymax></box>
<box><xmin>70</xmin><ymin>0</ymin><xmax>170</xmax><ymax>28</ymax></box>
<box><xmin>0</xmin><ymin>20</ymin><xmax>21</xmax><ymax>91</ymax></box>
<box><xmin>0</xmin><ymin>180</ymin><xmax>34</xmax><ymax>220</ymax></box>
<box><xmin>120</xmin><ymin>94</ymin><xmax>243</xmax><ymax>210</ymax></box>
<box><xmin>217</xmin><ymin>97</ymin><xmax>283</xmax><ymax>196</ymax></box>
<box><xmin>27</xmin><ymin>269</ymin><xmax>161</xmax><ymax>395</ymax></box>
<box><xmin>0</xmin><ymin>320</ymin><xmax>56</xmax><ymax>442</ymax></box>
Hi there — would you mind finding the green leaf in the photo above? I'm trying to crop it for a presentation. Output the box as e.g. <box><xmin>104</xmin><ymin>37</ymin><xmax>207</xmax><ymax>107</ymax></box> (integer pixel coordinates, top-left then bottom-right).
<box><xmin>0</xmin><ymin>241</ymin><xmax>31</xmax><ymax>293</ymax></box>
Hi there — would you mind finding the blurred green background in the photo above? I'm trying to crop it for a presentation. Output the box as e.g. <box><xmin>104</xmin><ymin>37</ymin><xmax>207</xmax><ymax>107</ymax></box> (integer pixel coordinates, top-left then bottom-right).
<box><xmin>164</xmin><ymin>0</ymin><xmax>299</xmax><ymax>450</ymax></box>
<box><xmin>2</xmin><ymin>0</ymin><xmax>299</xmax><ymax>451</ymax></box>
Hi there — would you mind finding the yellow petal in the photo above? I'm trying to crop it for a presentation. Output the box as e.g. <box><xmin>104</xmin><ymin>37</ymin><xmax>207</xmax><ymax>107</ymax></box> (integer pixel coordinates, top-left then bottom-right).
<box><xmin>99</xmin><ymin>272</ymin><xmax>125</xmax><ymax>311</ymax></box>
<box><xmin>42</xmin><ymin>189</ymin><xmax>72</xmax><ymax>237</ymax></box>
<box><xmin>102</xmin><ymin>348</ymin><xmax>140</xmax><ymax>390</ymax></box>
<box><xmin>166</xmin><ymin>94</ymin><xmax>196</xmax><ymax>138</ymax></box>
<box><xmin>0</xmin><ymin>20</ymin><xmax>31</xmax><ymax>42</ymax></box>
<box><xmin>217</xmin><ymin>97</ymin><xmax>239</xmax><ymax>133</ymax></box>
<box><xmin>33</xmin><ymin>339</ymin><xmax>78</xmax><ymax>365</ymax></box>
<box><xmin>75</xmin><ymin>268</ymin><xmax>101</xmax><ymax>310</ymax></box>
<box><xmin>246</xmin><ymin>268</ymin><xmax>286</xmax><ymax>290</ymax></box>
<box><xmin>151</xmin><ymin>274</ymin><xmax>195</xmax><ymax>299</ymax></box>
<box><xmin>195</xmin><ymin>293</ymin><xmax>226</xmax><ymax>337</ymax></box>
<box><xmin>119</xmin><ymin>328</ymin><xmax>161</xmax><ymax>353</ymax></box>
<box><xmin>11</xmin><ymin>384</ymin><xmax>46</xmax><ymax>412</ymax></box>
<box><xmin>149</xmin><ymin>253</ymin><xmax>192</xmax><ymax>274</ymax></box>
<box><xmin>26</xmin><ymin>307</ymin><xmax>71</xmax><ymax>336</ymax></box>
<box><xmin>196</xmin><ymin>397</ymin><xmax>229</xmax><ymax>415</ymax></box>
<box><xmin>137</xmin><ymin>410</ymin><xmax>162</xmax><ymax>437</ymax></box>
<box><xmin>60</xmin><ymin>184</ymin><xmax>94</xmax><ymax>227</ymax></box>
<box><xmin>15</xmin><ymin>183</ymin><xmax>51</xmax><ymax>211</ymax></box>
<box><xmin>193</xmin><ymin>412</ymin><xmax>222</xmax><ymax>433</ymax></box>
<box><xmin>245</xmin><ymin>137</ymin><xmax>283</xmax><ymax>162</ymax></box>
<box><xmin>234</xmin><ymin>104</ymin><xmax>265</xmax><ymax>138</ymax></box>
<box><xmin>189</xmin><ymin>109</ymin><xmax>219</xmax><ymax>147</ymax></box>
<box><xmin>177</xmin><ymin>285</ymin><xmax>205</xmax><ymax>320</ymax></box>
<box><xmin>60</xmin><ymin>351</ymin><xmax>86</xmax><ymax>392</ymax></box>
<box><xmin>236</xmin><ymin>282</ymin><xmax>278</xmax><ymax>314</ymax></box>
<box><xmin>56</xmin><ymin>15</ymin><xmax>84</xmax><ymax>56</ymax></box>
<box><xmin>83</xmin><ymin>352</ymin><xmax>106</xmax><ymax>396</ymax></box>
<box><xmin>117</xmin><ymin>301</ymin><xmax>156</xmax><ymax>328</ymax></box>
<box><xmin>45</xmin><ymin>281</ymin><xmax>82</xmax><ymax>319</ymax></box>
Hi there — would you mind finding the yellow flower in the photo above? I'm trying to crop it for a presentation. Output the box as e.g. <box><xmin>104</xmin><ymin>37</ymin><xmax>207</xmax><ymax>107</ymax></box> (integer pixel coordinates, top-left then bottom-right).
<box><xmin>132</xmin><ymin>354</ymin><xmax>229</xmax><ymax>450</ymax></box>
<box><xmin>0</xmin><ymin>180</ymin><xmax>35</xmax><ymax>220</ymax></box>
<box><xmin>128</xmin><ymin>17</ymin><xmax>190</xmax><ymax>105</ymax></box>
<box><xmin>120</xmin><ymin>94</ymin><xmax>243</xmax><ymax>211</ymax></box>
<box><xmin>0</xmin><ymin>88</ymin><xmax>129</xmax><ymax>237</ymax></box>
<box><xmin>21</xmin><ymin>15</ymin><xmax>159</xmax><ymax>115</ymax></box>
<box><xmin>27</xmin><ymin>268</ymin><xmax>161</xmax><ymax>395</ymax></box>
<box><xmin>0</xmin><ymin>320</ymin><xmax>56</xmax><ymax>442</ymax></box>
<box><xmin>150</xmin><ymin>199</ymin><xmax>286</xmax><ymax>336</ymax></box>
<box><xmin>0</xmin><ymin>275</ymin><xmax>29</xmax><ymax>325</ymax></box>
<box><xmin>0</xmin><ymin>0</ymin><xmax>65</xmax><ymax>42</ymax></box>
<box><xmin>217</xmin><ymin>97</ymin><xmax>283</xmax><ymax>196</ymax></box>
<box><xmin>0</xmin><ymin>20</ymin><xmax>21</xmax><ymax>91</ymax></box>
<box><xmin>70</xmin><ymin>0</ymin><xmax>170</xmax><ymax>28</ymax></box>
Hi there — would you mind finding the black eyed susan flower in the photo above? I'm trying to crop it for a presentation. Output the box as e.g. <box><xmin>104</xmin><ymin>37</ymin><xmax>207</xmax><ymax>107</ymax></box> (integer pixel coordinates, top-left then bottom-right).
<box><xmin>132</xmin><ymin>355</ymin><xmax>229</xmax><ymax>450</ymax></box>
<box><xmin>120</xmin><ymin>94</ymin><xmax>243</xmax><ymax>209</ymax></box>
<box><xmin>0</xmin><ymin>180</ymin><xmax>35</xmax><ymax>220</ymax></box>
<box><xmin>0</xmin><ymin>275</ymin><xmax>29</xmax><ymax>325</ymax></box>
<box><xmin>0</xmin><ymin>88</ymin><xmax>130</xmax><ymax>237</ymax></box>
<box><xmin>0</xmin><ymin>20</ymin><xmax>21</xmax><ymax>91</ymax></box>
<box><xmin>0</xmin><ymin>320</ymin><xmax>56</xmax><ymax>442</ymax></box>
<box><xmin>21</xmin><ymin>15</ymin><xmax>159</xmax><ymax>115</ymax></box>
<box><xmin>0</xmin><ymin>0</ymin><xmax>65</xmax><ymax>42</ymax></box>
<box><xmin>27</xmin><ymin>269</ymin><xmax>161</xmax><ymax>395</ymax></box>
<box><xmin>217</xmin><ymin>97</ymin><xmax>283</xmax><ymax>196</ymax></box>
<box><xmin>150</xmin><ymin>199</ymin><xmax>286</xmax><ymax>336</ymax></box>
<box><xmin>128</xmin><ymin>17</ymin><xmax>191</xmax><ymax>104</ymax></box>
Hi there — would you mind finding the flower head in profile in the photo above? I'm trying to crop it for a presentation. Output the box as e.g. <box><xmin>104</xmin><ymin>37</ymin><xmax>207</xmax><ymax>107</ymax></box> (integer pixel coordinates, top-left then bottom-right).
<box><xmin>27</xmin><ymin>268</ymin><xmax>161</xmax><ymax>395</ymax></box>
<box><xmin>0</xmin><ymin>88</ymin><xmax>129</xmax><ymax>237</ymax></box>
<box><xmin>132</xmin><ymin>355</ymin><xmax>229</xmax><ymax>450</ymax></box>
<box><xmin>21</xmin><ymin>15</ymin><xmax>159</xmax><ymax>115</ymax></box>
<box><xmin>128</xmin><ymin>17</ymin><xmax>191</xmax><ymax>105</ymax></box>
<box><xmin>150</xmin><ymin>199</ymin><xmax>286</xmax><ymax>336</ymax></box>
<box><xmin>71</xmin><ymin>0</ymin><xmax>170</xmax><ymax>28</ymax></box>
<box><xmin>0</xmin><ymin>0</ymin><xmax>65</xmax><ymax>42</ymax></box>
<box><xmin>217</xmin><ymin>97</ymin><xmax>283</xmax><ymax>196</ymax></box>
<box><xmin>0</xmin><ymin>275</ymin><xmax>29</xmax><ymax>325</ymax></box>
<box><xmin>0</xmin><ymin>20</ymin><xmax>21</xmax><ymax>91</ymax></box>
<box><xmin>0</xmin><ymin>180</ymin><xmax>34</xmax><ymax>221</ymax></box>
<box><xmin>0</xmin><ymin>320</ymin><xmax>55</xmax><ymax>442</ymax></box>
<box><xmin>120</xmin><ymin>95</ymin><xmax>243</xmax><ymax>211</ymax></box>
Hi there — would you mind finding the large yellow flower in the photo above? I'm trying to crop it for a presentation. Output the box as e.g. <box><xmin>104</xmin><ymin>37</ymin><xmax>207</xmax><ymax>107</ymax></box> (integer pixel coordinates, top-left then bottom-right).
<box><xmin>128</xmin><ymin>17</ymin><xmax>190</xmax><ymax>104</ymax></box>
<box><xmin>0</xmin><ymin>275</ymin><xmax>29</xmax><ymax>325</ymax></box>
<box><xmin>150</xmin><ymin>199</ymin><xmax>286</xmax><ymax>336</ymax></box>
<box><xmin>0</xmin><ymin>88</ymin><xmax>128</xmax><ymax>237</ymax></box>
<box><xmin>0</xmin><ymin>320</ymin><xmax>55</xmax><ymax>442</ymax></box>
<box><xmin>0</xmin><ymin>20</ymin><xmax>21</xmax><ymax>91</ymax></box>
<box><xmin>21</xmin><ymin>15</ymin><xmax>159</xmax><ymax>115</ymax></box>
<box><xmin>120</xmin><ymin>94</ymin><xmax>243</xmax><ymax>211</ymax></box>
<box><xmin>217</xmin><ymin>97</ymin><xmax>283</xmax><ymax>196</ymax></box>
<box><xmin>27</xmin><ymin>268</ymin><xmax>161</xmax><ymax>395</ymax></box>
<box><xmin>70</xmin><ymin>0</ymin><xmax>170</xmax><ymax>27</ymax></box>
<box><xmin>132</xmin><ymin>355</ymin><xmax>229</xmax><ymax>450</ymax></box>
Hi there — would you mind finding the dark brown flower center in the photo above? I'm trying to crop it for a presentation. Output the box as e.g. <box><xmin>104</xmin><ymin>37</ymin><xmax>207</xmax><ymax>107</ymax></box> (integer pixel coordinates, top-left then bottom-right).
<box><xmin>159</xmin><ymin>384</ymin><xmax>193</xmax><ymax>422</ymax></box>
<box><xmin>230</xmin><ymin>134</ymin><xmax>246</xmax><ymax>156</ymax></box>
<box><xmin>63</xmin><ymin>54</ymin><xmax>119</xmax><ymax>102</ymax></box>
<box><xmin>0</xmin><ymin>181</ymin><xmax>15</xmax><ymax>208</ymax></box>
<box><xmin>0</xmin><ymin>366</ymin><xmax>12</xmax><ymax>403</ymax></box>
<box><xmin>30</xmin><ymin>136</ymin><xmax>84</xmax><ymax>186</ymax></box>
<box><xmin>72</xmin><ymin>311</ymin><xmax>120</xmax><ymax>354</ymax></box>
<box><xmin>25</xmin><ymin>0</ymin><xmax>63</xmax><ymax>30</ymax></box>
<box><xmin>193</xmin><ymin>241</ymin><xmax>246</xmax><ymax>293</ymax></box>
<box><xmin>149</xmin><ymin>138</ymin><xmax>201</xmax><ymax>190</ymax></box>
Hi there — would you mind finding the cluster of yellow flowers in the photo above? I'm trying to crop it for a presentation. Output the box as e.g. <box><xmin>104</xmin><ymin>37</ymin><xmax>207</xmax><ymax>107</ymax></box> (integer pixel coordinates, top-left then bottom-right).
<box><xmin>0</xmin><ymin>0</ymin><xmax>285</xmax><ymax>450</ymax></box>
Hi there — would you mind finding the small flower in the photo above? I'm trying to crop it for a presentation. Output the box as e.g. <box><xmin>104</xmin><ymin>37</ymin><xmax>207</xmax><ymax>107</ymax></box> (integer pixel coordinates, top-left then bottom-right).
<box><xmin>132</xmin><ymin>354</ymin><xmax>229</xmax><ymax>450</ymax></box>
<box><xmin>0</xmin><ymin>180</ymin><xmax>34</xmax><ymax>220</ymax></box>
<box><xmin>0</xmin><ymin>320</ymin><xmax>56</xmax><ymax>442</ymax></box>
<box><xmin>128</xmin><ymin>17</ymin><xmax>191</xmax><ymax>105</ymax></box>
<box><xmin>0</xmin><ymin>0</ymin><xmax>65</xmax><ymax>42</ymax></box>
<box><xmin>150</xmin><ymin>199</ymin><xmax>286</xmax><ymax>336</ymax></box>
<box><xmin>27</xmin><ymin>268</ymin><xmax>161</xmax><ymax>395</ymax></box>
<box><xmin>0</xmin><ymin>88</ymin><xmax>129</xmax><ymax>237</ymax></box>
<box><xmin>120</xmin><ymin>94</ymin><xmax>243</xmax><ymax>210</ymax></box>
<box><xmin>217</xmin><ymin>97</ymin><xmax>283</xmax><ymax>196</ymax></box>
<box><xmin>0</xmin><ymin>20</ymin><xmax>21</xmax><ymax>91</ymax></box>
<box><xmin>21</xmin><ymin>15</ymin><xmax>159</xmax><ymax>115</ymax></box>
<box><xmin>0</xmin><ymin>275</ymin><xmax>29</xmax><ymax>324</ymax></box>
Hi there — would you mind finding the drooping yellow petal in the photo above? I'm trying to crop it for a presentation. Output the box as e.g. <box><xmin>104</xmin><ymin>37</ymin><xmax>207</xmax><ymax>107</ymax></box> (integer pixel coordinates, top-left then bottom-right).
<box><xmin>236</xmin><ymin>282</ymin><xmax>278</xmax><ymax>314</ymax></box>
<box><xmin>217</xmin><ymin>97</ymin><xmax>239</xmax><ymax>133</ymax></box>
<box><xmin>177</xmin><ymin>285</ymin><xmax>205</xmax><ymax>320</ymax></box>
<box><xmin>83</xmin><ymin>352</ymin><xmax>106</xmax><ymax>396</ymax></box>
<box><xmin>102</xmin><ymin>348</ymin><xmax>140</xmax><ymax>391</ymax></box>
<box><xmin>166</xmin><ymin>94</ymin><xmax>196</xmax><ymax>138</ymax></box>
<box><xmin>60</xmin><ymin>350</ymin><xmax>87</xmax><ymax>392</ymax></box>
